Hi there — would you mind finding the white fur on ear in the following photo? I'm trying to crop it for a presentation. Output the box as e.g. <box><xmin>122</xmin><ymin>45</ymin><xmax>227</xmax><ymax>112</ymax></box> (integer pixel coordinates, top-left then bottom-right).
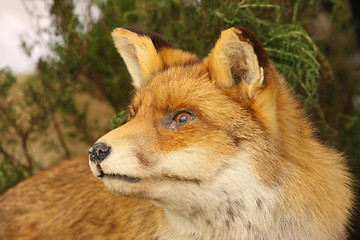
<box><xmin>204</xmin><ymin>27</ymin><xmax>265</xmax><ymax>94</ymax></box>
<box><xmin>112</xmin><ymin>28</ymin><xmax>164</xmax><ymax>89</ymax></box>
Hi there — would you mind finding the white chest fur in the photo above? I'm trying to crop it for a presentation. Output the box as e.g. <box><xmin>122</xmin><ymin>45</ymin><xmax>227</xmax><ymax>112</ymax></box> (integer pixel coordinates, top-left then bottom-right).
<box><xmin>154</xmin><ymin>154</ymin><xmax>281</xmax><ymax>240</ymax></box>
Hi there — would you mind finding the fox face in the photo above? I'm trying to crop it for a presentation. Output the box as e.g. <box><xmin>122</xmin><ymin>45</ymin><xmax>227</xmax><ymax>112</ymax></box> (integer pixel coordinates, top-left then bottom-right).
<box><xmin>91</xmin><ymin>64</ymin><xmax>271</xmax><ymax>201</ymax></box>
<box><xmin>89</xmin><ymin>27</ymin><xmax>274</xmax><ymax>201</ymax></box>
<box><xmin>88</xmin><ymin>28</ymin><xmax>353</xmax><ymax>239</ymax></box>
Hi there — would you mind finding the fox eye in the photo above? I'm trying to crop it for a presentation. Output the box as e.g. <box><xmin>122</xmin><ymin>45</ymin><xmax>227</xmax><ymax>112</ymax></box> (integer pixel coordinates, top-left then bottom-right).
<box><xmin>128</xmin><ymin>105</ymin><xmax>136</xmax><ymax>120</ymax></box>
<box><xmin>174</xmin><ymin>111</ymin><xmax>192</xmax><ymax>124</ymax></box>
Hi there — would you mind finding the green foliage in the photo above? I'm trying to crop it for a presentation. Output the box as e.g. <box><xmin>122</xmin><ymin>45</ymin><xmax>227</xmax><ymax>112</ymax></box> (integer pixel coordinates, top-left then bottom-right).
<box><xmin>1</xmin><ymin>1</ymin><xmax>359</xmax><ymax>226</ymax></box>
<box><xmin>0</xmin><ymin>70</ymin><xmax>38</xmax><ymax>192</ymax></box>
<box><xmin>0</xmin><ymin>68</ymin><xmax>17</xmax><ymax>97</ymax></box>
<box><xmin>0</xmin><ymin>158</ymin><xmax>29</xmax><ymax>194</ymax></box>
<box><xmin>110</xmin><ymin>110</ymin><xmax>128</xmax><ymax>129</ymax></box>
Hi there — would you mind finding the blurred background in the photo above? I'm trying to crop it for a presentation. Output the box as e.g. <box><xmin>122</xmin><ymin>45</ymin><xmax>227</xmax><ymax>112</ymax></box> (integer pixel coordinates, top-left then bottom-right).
<box><xmin>0</xmin><ymin>0</ymin><xmax>359</xmax><ymax>237</ymax></box>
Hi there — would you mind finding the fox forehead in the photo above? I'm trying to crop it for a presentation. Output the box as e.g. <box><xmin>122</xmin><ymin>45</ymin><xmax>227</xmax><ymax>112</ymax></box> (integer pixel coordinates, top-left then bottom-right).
<box><xmin>132</xmin><ymin>64</ymin><xmax>210</xmax><ymax>109</ymax></box>
<box><xmin>131</xmin><ymin>64</ymin><xmax>249</xmax><ymax>120</ymax></box>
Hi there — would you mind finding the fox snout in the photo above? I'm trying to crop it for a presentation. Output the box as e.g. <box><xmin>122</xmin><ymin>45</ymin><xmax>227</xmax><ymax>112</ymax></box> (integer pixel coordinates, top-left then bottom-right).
<box><xmin>89</xmin><ymin>142</ymin><xmax>111</xmax><ymax>163</ymax></box>
<box><xmin>89</xmin><ymin>142</ymin><xmax>111</xmax><ymax>178</ymax></box>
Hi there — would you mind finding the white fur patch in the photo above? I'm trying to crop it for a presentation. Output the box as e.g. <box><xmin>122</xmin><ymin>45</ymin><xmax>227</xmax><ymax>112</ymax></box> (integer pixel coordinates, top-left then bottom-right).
<box><xmin>156</xmin><ymin>147</ymin><xmax>219</xmax><ymax>180</ymax></box>
<box><xmin>154</xmin><ymin>152</ymin><xmax>278</xmax><ymax>240</ymax></box>
<box><xmin>93</xmin><ymin>144</ymin><xmax>148</xmax><ymax>177</ymax></box>
<box><xmin>89</xmin><ymin>144</ymin><xmax>321</xmax><ymax>239</ymax></box>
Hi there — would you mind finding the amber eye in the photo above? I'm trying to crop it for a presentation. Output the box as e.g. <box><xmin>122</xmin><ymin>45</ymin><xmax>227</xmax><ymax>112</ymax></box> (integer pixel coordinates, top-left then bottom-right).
<box><xmin>128</xmin><ymin>105</ymin><xmax>136</xmax><ymax>120</ymax></box>
<box><xmin>174</xmin><ymin>111</ymin><xmax>192</xmax><ymax>124</ymax></box>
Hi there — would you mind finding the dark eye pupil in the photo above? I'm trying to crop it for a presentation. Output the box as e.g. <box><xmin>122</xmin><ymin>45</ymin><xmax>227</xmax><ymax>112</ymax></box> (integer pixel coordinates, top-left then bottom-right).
<box><xmin>178</xmin><ymin>114</ymin><xmax>188</xmax><ymax>123</ymax></box>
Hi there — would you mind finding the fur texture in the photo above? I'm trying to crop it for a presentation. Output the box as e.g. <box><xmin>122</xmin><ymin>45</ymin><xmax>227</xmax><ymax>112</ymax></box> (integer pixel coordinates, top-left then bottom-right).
<box><xmin>0</xmin><ymin>27</ymin><xmax>354</xmax><ymax>240</ymax></box>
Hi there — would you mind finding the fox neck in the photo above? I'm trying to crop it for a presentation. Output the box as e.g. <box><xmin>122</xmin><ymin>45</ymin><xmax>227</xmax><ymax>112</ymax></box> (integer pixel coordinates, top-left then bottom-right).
<box><xmin>153</xmin><ymin>153</ymin><xmax>278</xmax><ymax>240</ymax></box>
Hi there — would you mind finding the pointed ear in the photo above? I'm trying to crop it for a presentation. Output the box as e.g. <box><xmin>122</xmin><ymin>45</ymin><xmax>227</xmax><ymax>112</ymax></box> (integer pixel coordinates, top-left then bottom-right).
<box><xmin>204</xmin><ymin>27</ymin><xmax>269</xmax><ymax>99</ymax></box>
<box><xmin>112</xmin><ymin>28</ymin><xmax>198</xmax><ymax>89</ymax></box>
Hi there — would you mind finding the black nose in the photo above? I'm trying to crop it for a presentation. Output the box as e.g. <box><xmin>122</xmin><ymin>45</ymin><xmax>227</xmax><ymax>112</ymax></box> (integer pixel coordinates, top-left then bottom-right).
<box><xmin>89</xmin><ymin>142</ymin><xmax>111</xmax><ymax>163</ymax></box>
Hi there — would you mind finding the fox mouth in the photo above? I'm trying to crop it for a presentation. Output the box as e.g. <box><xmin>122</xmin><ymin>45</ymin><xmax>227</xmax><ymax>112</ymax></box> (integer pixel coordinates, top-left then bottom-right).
<box><xmin>93</xmin><ymin>163</ymin><xmax>198</xmax><ymax>184</ymax></box>
<box><xmin>102</xmin><ymin>173</ymin><xmax>140</xmax><ymax>183</ymax></box>
<box><xmin>95</xmin><ymin>164</ymin><xmax>140</xmax><ymax>183</ymax></box>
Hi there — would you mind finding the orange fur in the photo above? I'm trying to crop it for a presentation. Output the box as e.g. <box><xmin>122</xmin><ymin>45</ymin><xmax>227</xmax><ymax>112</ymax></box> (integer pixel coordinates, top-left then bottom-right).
<box><xmin>0</xmin><ymin>27</ymin><xmax>354</xmax><ymax>240</ymax></box>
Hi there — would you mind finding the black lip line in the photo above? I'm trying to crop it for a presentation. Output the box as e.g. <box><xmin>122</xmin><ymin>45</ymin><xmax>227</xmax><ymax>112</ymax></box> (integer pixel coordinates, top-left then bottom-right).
<box><xmin>101</xmin><ymin>173</ymin><xmax>140</xmax><ymax>183</ymax></box>
<box><xmin>95</xmin><ymin>163</ymin><xmax>199</xmax><ymax>184</ymax></box>
<box><xmin>94</xmin><ymin>162</ymin><xmax>140</xmax><ymax>183</ymax></box>
<box><xmin>96</xmin><ymin>164</ymin><xmax>104</xmax><ymax>177</ymax></box>
<box><xmin>98</xmin><ymin>172</ymin><xmax>200</xmax><ymax>184</ymax></box>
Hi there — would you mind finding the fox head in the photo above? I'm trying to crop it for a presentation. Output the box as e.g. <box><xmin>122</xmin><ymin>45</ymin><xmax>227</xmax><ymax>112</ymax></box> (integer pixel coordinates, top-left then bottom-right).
<box><xmin>87</xmin><ymin>28</ymin><xmax>354</xmax><ymax>237</ymax></box>
<box><xmin>88</xmin><ymin>27</ymin><xmax>287</xmax><ymax>211</ymax></box>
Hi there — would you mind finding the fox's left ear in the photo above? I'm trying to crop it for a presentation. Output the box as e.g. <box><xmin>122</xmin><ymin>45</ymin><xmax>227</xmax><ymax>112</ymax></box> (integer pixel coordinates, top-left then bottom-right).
<box><xmin>112</xmin><ymin>28</ymin><xmax>198</xmax><ymax>89</ymax></box>
<box><xmin>204</xmin><ymin>27</ymin><xmax>269</xmax><ymax>99</ymax></box>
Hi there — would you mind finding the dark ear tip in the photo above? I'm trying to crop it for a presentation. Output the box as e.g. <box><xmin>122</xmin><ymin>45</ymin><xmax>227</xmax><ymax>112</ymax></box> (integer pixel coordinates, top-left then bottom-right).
<box><xmin>232</xmin><ymin>27</ymin><xmax>269</xmax><ymax>68</ymax></box>
<box><xmin>124</xmin><ymin>28</ymin><xmax>173</xmax><ymax>51</ymax></box>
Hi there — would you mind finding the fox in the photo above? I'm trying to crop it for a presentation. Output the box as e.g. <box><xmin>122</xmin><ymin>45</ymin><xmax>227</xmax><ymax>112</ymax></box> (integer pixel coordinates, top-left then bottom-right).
<box><xmin>0</xmin><ymin>27</ymin><xmax>354</xmax><ymax>240</ymax></box>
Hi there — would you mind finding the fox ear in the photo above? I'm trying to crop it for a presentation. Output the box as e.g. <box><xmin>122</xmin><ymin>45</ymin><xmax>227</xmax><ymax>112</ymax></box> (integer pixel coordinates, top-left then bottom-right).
<box><xmin>112</xmin><ymin>28</ymin><xmax>198</xmax><ymax>89</ymax></box>
<box><xmin>204</xmin><ymin>27</ymin><xmax>269</xmax><ymax>98</ymax></box>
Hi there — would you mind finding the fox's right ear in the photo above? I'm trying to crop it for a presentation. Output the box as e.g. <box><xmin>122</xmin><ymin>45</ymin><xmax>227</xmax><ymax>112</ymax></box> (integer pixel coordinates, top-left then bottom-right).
<box><xmin>112</xmin><ymin>28</ymin><xmax>198</xmax><ymax>89</ymax></box>
<box><xmin>204</xmin><ymin>27</ymin><xmax>269</xmax><ymax>99</ymax></box>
